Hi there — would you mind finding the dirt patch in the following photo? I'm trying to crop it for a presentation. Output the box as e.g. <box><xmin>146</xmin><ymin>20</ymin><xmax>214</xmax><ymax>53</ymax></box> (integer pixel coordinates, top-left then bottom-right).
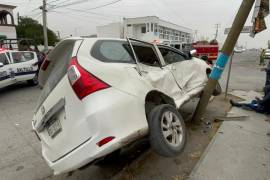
<box><xmin>112</xmin><ymin>94</ymin><xmax>233</xmax><ymax>180</ymax></box>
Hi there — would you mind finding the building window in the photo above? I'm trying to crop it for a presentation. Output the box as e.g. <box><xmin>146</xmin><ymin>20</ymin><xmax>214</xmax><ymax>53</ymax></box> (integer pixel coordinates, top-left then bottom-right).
<box><xmin>141</xmin><ymin>26</ymin><xmax>146</xmax><ymax>33</ymax></box>
<box><xmin>147</xmin><ymin>23</ymin><xmax>149</xmax><ymax>32</ymax></box>
<box><xmin>127</xmin><ymin>24</ymin><xmax>132</xmax><ymax>27</ymax></box>
<box><xmin>154</xmin><ymin>23</ymin><xmax>158</xmax><ymax>33</ymax></box>
<box><xmin>0</xmin><ymin>10</ymin><xmax>15</xmax><ymax>25</ymax></box>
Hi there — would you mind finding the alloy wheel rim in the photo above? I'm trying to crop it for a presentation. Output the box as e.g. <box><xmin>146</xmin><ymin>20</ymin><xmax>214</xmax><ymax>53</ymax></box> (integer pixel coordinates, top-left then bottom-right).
<box><xmin>161</xmin><ymin>111</ymin><xmax>183</xmax><ymax>147</ymax></box>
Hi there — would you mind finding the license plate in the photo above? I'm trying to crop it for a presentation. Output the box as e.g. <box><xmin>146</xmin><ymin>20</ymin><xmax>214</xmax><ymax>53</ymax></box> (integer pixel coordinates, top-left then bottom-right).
<box><xmin>46</xmin><ymin>118</ymin><xmax>62</xmax><ymax>138</ymax></box>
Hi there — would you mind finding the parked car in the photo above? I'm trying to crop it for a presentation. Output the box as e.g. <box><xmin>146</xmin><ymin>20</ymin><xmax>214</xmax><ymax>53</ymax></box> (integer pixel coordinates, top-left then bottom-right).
<box><xmin>0</xmin><ymin>48</ymin><xmax>39</xmax><ymax>89</ymax></box>
<box><xmin>263</xmin><ymin>49</ymin><xmax>270</xmax><ymax>60</ymax></box>
<box><xmin>32</xmin><ymin>37</ymin><xmax>218</xmax><ymax>175</ymax></box>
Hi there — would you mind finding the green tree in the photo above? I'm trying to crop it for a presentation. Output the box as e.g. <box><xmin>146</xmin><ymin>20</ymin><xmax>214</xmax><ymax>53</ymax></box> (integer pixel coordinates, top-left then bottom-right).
<box><xmin>16</xmin><ymin>17</ymin><xmax>58</xmax><ymax>46</ymax></box>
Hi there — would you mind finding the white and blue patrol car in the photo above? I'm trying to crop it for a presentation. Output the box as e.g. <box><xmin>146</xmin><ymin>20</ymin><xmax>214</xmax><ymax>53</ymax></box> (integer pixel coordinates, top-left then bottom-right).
<box><xmin>0</xmin><ymin>48</ymin><xmax>39</xmax><ymax>89</ymax></box>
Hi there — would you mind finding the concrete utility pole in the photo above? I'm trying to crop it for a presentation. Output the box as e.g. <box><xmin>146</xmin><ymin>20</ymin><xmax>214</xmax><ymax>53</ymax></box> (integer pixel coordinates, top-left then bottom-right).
<box><xmin>56</xmin><ymin>31</ymin><xmax>61</xmax><ymax>39</ymax></box>
<box><xmin>214</xmin><ymin>23</ymin><xmax>220</xmax><ymax>39</ymax></box>
<box><xmin>17</xmin><ymin>12</ymin><xmax>20</xmax><ymax>25</ymax></box>
<box><xmin>192</xmin><ymin>0</ymin><xmax>256</xmax><ymax>124</ymax></box>
<box><xmin>41</xmin><ymin>0</ymin><xmax>48</xmax><ymax>51</ymax></box>
<box><xmin>194</xmin><ymin>30</ymin><xmax>198</xmax><ymax>42</ymax></box>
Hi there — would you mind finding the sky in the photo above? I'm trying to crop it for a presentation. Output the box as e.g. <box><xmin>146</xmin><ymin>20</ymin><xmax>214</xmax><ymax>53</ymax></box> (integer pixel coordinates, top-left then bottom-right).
<box><xmin>2</xmin><ymin>0</ymin><xmax>270</xmax><ymax>48</ymax></box>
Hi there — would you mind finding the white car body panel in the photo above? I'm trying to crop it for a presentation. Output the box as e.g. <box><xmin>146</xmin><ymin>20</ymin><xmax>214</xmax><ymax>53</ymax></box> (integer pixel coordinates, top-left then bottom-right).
<box><xmin>33</xmin><ymin>38</ymin><xmax>210</xmax><ymax>175</ymax></box>
<box><xmin>0</xmin><ymin>64</ymin><xmax>14</xmax><ymax>88</ymax></box>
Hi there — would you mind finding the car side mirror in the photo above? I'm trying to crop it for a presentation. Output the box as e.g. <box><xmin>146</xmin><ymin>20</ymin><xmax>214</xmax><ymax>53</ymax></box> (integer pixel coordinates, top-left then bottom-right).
<box><xmin>190</xmin><ymin>49</ymin><xmax>197</xmax><ymax>57</ymax></box>
<box><xmin>0</xmin><ymin>62</ymin><xmax>4</xmax><ymax>68</ymax></box>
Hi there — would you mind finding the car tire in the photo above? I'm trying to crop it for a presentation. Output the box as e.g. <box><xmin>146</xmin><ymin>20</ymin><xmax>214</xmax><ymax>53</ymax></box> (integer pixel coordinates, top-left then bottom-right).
<box><xmin>213</xmin><ymin>82</ymin><xmax>222</xmax><ymax>96</ymax></box>
<box><xmin>27</xmin><ymin>74</ymin><xmax>38</xmax><ymax>86</ymax></box>
<box><xmin>148</xmin><ymin>104</ymin><xmax>186</xmax><ymax>157</ymax></box>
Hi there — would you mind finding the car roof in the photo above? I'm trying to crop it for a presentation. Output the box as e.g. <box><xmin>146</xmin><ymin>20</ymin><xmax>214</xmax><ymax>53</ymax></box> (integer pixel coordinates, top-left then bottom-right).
<box><xmin>66</xmin><ymin>37</ymin><xmax>125</xmax><ymax>41</ymax></box>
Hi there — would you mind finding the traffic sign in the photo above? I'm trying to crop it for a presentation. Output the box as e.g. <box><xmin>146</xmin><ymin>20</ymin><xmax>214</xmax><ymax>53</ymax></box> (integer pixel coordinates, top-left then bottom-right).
<box><xmin>250</xmin><ymin>0</ymin><xmax>269</xmax><ymax>37</ymax></box>
<box><xmin>224</xmin><ymin>26</ymin><xmax>252</xmax><ymax>34</ymax></box>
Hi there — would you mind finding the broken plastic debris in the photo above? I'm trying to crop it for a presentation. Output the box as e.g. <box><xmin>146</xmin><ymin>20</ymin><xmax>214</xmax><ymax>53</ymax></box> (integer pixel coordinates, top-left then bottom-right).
<box><xmin>190</xmin><ymin>151</ymin><xmax>201</xmax><ymax>159</ymax></box>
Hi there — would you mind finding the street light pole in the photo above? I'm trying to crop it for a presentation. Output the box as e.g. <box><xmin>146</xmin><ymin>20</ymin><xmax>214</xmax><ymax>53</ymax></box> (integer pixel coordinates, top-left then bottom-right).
<box><xmin>42</xmin><ymin>0</ymin><xmax>48</xmax><ymax>51</ymax></box>
<box><xmin>192</xmin><ymin>0</ymin><xmax>256</xmax><ymax>124</ymax></box>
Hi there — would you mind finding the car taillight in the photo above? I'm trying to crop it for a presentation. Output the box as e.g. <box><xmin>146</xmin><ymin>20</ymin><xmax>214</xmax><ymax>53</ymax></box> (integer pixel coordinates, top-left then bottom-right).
<box><xmin>41</xmin><ymin>59</ymin><xmax>50</xmax><ymax>71</ymax></box>
<box><xmin>96</xmin><ymin>136</ymin><xmax>115</xmax><ymax>147</ymax></box>
<box><xmin>67</xmin><ymin>57</ymin><xmax>110</xmax><ymax>100</ymax></box>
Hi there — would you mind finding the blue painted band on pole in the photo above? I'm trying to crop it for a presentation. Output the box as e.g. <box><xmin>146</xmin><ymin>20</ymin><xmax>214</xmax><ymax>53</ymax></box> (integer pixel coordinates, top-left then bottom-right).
<box><xmin>209</xmin><ymin>53</ymin><xmax>229</xmax><ymax>80</ymax></box>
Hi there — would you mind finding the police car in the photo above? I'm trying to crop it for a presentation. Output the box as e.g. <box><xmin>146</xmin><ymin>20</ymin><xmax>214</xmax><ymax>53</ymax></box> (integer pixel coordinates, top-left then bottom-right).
<box><xmin>0</xmin><ymin>48</ymin><xmax>39</xmax><ymax>89</ymax></box>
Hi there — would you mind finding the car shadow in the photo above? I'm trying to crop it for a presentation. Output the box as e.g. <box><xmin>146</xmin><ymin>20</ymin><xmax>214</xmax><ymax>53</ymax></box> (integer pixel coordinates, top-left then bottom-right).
<box><xmin>0</xmin><ymin>83</ymin><xmax>39</xmax><ymax>97</ymax></box>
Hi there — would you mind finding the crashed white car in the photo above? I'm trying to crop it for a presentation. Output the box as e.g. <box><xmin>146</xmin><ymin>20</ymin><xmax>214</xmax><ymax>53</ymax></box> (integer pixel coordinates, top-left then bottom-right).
<box><xmin>33</xmin><ymin>37</ymin><xmax>217</xmax><ymax>175</ymax></box>
<box><xmin>0</xmin><ymin>48</ymin><xmax>38</xmax><ymax>88</ymax></box>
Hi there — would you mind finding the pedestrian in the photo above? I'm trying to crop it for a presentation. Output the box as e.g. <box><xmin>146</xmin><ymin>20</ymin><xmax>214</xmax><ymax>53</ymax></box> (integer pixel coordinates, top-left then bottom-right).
<box><xmin>230</xmin><ymin>85</ymin><xmax>270</xmax><ymax>114</ymax></box>
<box><xmin>260</xmin><ymin>48</ymin><xmax>266</xmax><ymax>66</ymax></box>
<box><xmin>263</xmin><ymin>59</ymin><xmax>270</xmax><ymax>87</ymax></box>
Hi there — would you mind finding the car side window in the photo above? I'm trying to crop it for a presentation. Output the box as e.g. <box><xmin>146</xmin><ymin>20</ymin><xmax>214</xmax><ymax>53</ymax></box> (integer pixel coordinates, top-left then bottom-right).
<box><xmin>159</xmin><ymin>47</ymin><xmax>186</xmax><ymax>64</ymax></box>
<box><xmin>91</xmin><ymin>40</ymin><xmax>134</xmax><ymax>63</ymax></box>
<box><xmin>132</xmin><ymin>44</ymin><xmax>161</xmax><ymax>67</ymax></box>
<box><xmin>0</xmin><ymin>53</ymin><xmax>9</xmax><ymax>65</ymax></box>
<box><xmin>11</xmin><ymin>52</ymin><xmax>34</xmax><ymax>63</ymax></box>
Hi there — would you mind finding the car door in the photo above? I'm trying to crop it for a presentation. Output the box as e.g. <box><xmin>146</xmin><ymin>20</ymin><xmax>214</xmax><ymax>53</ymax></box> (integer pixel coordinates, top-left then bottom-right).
<box><xmin>158</xmin><ymin>46</ymin><xmax>208</xmax><ymax>93</ymax></box>
<box><xmin>0</xmin><ymin>52</ymin><xmax>14</xmax><ymax>88</ymax></box>
<box><xmin>9</xmin><ymin>51</ymin><xmax>38</xmax><ymax>82</ymax></box>
<box><xmin>128</xmin><ymin>39</ymin><xmax>183</xmax><ymax>100</ymax></box>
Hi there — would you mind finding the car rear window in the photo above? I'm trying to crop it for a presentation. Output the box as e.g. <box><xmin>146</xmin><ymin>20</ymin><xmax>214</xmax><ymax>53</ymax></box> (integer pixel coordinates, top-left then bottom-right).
<box><xmin>91</xmin><ymin>40</ymin><xmax>135</xmax><ymax>63</ymax></box>
<box><xmin>37</xmin><ymin>40</ymin><xmax>77</xmax><ymax>109</ymax></box>
<box><xmin>11</xmin><ymin>52</ymin><xmax>35</xmax><ymax>63</ymax></box>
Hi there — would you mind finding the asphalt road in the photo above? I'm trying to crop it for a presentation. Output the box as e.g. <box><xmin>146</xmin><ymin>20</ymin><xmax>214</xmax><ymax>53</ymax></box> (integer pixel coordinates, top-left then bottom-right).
<box><xmin>0</xmin><ymin>50</ymin><xmax>266</xmax><ymax>180</ymax></box>
<box><xmin>220</xmin><ymin>49</ymin><xmax>265</xmax><ymax>92</ymax></box>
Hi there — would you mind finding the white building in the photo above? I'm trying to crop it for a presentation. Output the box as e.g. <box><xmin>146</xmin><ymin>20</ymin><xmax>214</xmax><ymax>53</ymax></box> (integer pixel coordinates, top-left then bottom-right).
<box><xmin>0</xmin><ymin>4</ymin><xmax>17</xmax><ymax>40</ymax></box>
<box><xmin>97</xmin><ymin>16</ymin><xmax>193</xmax><ymax>48</ymax></box>
<box><xmin>97</xmin><ymin>22</ymin><xmax>123</xmax><ymax>38</ymax></box>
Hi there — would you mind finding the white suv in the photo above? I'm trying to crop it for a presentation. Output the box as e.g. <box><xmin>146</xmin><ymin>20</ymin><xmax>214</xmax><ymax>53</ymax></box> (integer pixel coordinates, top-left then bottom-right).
<box><xmin>33</xmin><ymin>38</ymin><xmax>214</xmax><ymax>175</ymax></box>
<box><xmin>0</xmin><ymin>49</ymin><xmax>38</xmax><ymax>88</ymax></box>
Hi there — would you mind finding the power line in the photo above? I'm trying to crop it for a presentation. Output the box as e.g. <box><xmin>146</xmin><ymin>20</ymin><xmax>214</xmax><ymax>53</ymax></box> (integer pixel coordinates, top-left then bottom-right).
<box><xmin>47</xmin><ymin>0</ymin><xmax>63</xmax><ymax>4</ymax></box>
<box><xmin>51</xmin><ymin>10</ymin><xmax>106</xmax><ymax>25</ymax></box>
<box><xmin>63</xmin><ymin>7</ymin><xmax>119</xmax><ymax>21</ymax></box>
<box><xmin>49</xmin><ymin>0</ymin><xmax>96</xmax><ymax>10</ymax></box>
<box><xmin>82</xmin><ymin>0</ymin><xmax>123</xmax><ymax>11</ymax></box>
<box><xmin>48</xmin><ymin>0</ymin><xmax>72</xmax><ymax>6</ymax></box>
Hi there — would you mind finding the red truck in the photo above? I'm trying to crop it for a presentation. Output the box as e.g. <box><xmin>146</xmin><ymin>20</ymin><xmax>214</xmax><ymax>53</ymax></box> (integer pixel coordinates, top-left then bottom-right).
<box><xmin>192</xmin><ymin>39</ymin><xmax>219</xmax><ymax>64</ymax></box>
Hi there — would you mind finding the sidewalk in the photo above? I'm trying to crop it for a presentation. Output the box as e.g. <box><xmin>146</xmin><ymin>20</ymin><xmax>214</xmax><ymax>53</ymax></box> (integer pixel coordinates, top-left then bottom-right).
<box><xmin>189</xmin><ymin>91</ymin><xmax>270</xmax><ymax>180</ymax></box>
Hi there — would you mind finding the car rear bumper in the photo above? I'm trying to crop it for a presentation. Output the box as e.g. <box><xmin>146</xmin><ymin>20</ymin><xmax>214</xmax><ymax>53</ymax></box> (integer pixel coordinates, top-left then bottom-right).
<box><xmin>43</xmin><ymin>134</ymin><xmax>119</xmax><ymax>175</ymax></box>
<box><xmin>44</xmin><ymin>126</ymin><xmax>147</xmax><ymax>175</ymax></box>
<box><xmin>34</xmin><ymin>88</ymin><xmax>149</xmax><ymax>175</ymax></box>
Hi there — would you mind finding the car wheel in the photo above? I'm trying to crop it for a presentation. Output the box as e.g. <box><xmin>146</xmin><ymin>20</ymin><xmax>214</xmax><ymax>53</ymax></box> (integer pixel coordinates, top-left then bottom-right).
<box><xmin>27</xmin><ymin>74</ymin><xmax>38</xmax><ymax>86</ymax></box>
<box><xmin>148</xmin><ymin>104</ymin><xmax>186</xmax><ymax>157</ymax></box>
<box><xmin>213</xmin><ymin>82</ymin><xmax>222</xmax><ymax>96</ymax></box>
